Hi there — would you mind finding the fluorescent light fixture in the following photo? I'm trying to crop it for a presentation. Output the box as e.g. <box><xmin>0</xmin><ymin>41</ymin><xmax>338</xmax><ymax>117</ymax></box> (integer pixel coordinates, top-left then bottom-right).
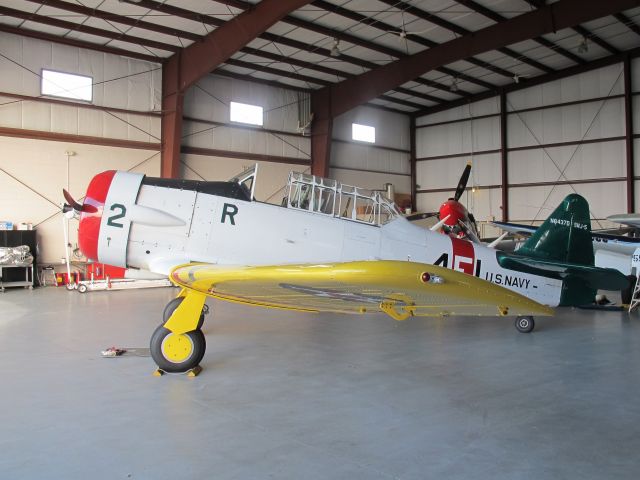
<box><xmin>352</xmin><ymin>123</ymin><xmax>375</xmax><ymax>143</ymax></box>
<box><xmin>230</xmin><ymin>101</ymin><xmax>263</xmax><ymax>126</ymax></box>
<box><xmin>41</xmin><ymin>69</ymin><xmax>93</xmax><ymax>102</ymax></box>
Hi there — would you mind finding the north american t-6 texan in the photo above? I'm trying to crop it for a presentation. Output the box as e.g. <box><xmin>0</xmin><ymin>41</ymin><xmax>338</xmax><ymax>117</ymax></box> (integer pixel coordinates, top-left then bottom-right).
<box><xmin>63</xmin><ymin>166</ymin><xmax>628</xmax><ymax>373</ymax></box>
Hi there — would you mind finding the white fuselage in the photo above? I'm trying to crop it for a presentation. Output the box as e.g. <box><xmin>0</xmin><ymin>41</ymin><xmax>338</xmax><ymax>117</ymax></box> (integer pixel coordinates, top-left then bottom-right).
<box><xmin>96</xmin><ymin>176</ymin><xmax>563</xmax><ymax>307</ymax></box>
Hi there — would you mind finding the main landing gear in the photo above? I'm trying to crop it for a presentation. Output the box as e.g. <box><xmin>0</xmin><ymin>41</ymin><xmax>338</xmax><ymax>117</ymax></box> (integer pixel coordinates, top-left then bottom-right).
<box><xmin>515</xmin><ymin>315</ymin><xmax>535</xmax><ymax>333</ymax></box>
<box><xmin>150</xmin><ymin>292</ymin><xmax>209</xmax><ymax>373</ymax></box>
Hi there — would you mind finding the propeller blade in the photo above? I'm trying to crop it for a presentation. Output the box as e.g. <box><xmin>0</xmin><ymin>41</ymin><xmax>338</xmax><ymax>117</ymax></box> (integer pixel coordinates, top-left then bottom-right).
<box><xmin>487</xmin><ymin>231</ymin><xmax>509</xmax><ymax>249</ymax></box>
<box><xmin>406</xmin><ymin>211</ymin><xmax>438</xmax><ymax>222</ymax></box>
<box><xmin>63</xmin><ymin>189</ymin><xmax>84</xmax><ymax>212</ymax></box>
<box><xmin>457</xmin><ymin>220</ymin><xmax>481</xmax><ymax>244</ymax></box>
<box><xmin>454</xmin><ymin>162</ymin><xmax>472</xmax><ymax>201</ymax></box>
<box><xmin>62</xmin><ymin>189</ymin><xmax>96</xmax><ymax>213</ymax></box>
<box><xmin>430</xmin><ymin>214</ymin><xmax>451</xmax><ymax>232</ymax></box>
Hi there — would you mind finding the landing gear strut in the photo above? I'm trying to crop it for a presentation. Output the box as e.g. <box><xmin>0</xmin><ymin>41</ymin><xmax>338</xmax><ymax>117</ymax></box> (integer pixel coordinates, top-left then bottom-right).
<box><xmin>150</xmin><ymin>293</ymin><xmax>209</xmax><ymax>373</ymax></box>
<box><xmin>515</xmin><ymin>315</ymin><xmax>535</xmax><ymax>333</ymax></box>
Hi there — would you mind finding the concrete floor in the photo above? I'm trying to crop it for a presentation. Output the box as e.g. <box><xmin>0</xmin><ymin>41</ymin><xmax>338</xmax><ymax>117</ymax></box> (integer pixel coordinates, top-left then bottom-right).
<box><xmin>1</xmin><ymin>286</ymin><xmax>640</xmax><ymax>480</ymax></box>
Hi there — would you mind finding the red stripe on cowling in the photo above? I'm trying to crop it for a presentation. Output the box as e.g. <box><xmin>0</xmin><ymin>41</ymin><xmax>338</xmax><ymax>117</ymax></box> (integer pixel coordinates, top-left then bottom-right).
<box><xmin>78</xmin><ymin>171</ymin><xmax>116</xmax><ymax>262</ymax></box>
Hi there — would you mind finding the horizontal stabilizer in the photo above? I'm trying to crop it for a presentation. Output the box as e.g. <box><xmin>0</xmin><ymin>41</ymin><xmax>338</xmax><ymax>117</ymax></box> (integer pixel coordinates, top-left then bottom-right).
<box><xmin>497</xmin><ymin>252</ymin><xmax>629</xmax><ymax>291</ymax></box>
<box><xmin>491</xmin><ymin>221</ymin><xmax>536</xmax><ymax>236</ymax></box>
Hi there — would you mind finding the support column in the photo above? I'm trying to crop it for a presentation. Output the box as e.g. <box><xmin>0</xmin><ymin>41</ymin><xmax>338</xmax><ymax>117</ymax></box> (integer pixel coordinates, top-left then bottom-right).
<box><xmin>161</xmin><ymin>53</ymin><xmax>183</xmax><ymax>179</ymax></box>
<box><xmin>624</xmin><ymin>54</ymin><xmax>635</xmax><ymax>213</ymax></box>
<box><xmin>500</xmin><ymin>90</ymin><xmax>509</xmax><ymax>221</ymax></box>
<box><xmin>410</xmin><ymin>116</ymin><xmax>417</xmax><ymax>211</ymax></box>
<box><xmin>310</xmin><ymin>90</ymin><xmax>332</xmax><ymax>178</ymax></box>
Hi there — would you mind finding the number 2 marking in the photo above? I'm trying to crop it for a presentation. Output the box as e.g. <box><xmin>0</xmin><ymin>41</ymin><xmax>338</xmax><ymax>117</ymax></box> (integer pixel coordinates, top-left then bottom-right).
<box><xmin>107</xmin><ymin>204</ymin><xmax>126</xmax><ymax>228</ymax></box>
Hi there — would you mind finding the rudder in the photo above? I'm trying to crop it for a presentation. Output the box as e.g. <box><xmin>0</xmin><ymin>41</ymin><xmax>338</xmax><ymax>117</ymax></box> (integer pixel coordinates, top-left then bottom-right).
<box><xmin>517</xmin><ymin>194</ymin><xmax>594</xmax><ymax>266</ymax></box>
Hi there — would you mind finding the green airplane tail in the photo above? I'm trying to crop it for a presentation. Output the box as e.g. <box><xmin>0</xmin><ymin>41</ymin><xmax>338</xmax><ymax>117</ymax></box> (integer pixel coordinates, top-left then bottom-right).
<box><xmin>514</xmin><ymin>194</ymin><xmax>596</xmax><ymax>306</ymax></box>
<box><xmin>518</xmin><ymin>194</ymin><xmax>594</xmax><ymax>266</ymax></box>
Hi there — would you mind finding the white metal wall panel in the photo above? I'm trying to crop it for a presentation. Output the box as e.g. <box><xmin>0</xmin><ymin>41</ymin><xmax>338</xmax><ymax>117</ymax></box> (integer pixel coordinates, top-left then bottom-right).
<box><xmin>183</xmin><ymin>74</ymin><xmax>310</xmax><ymax>160</ymax></box>
<box><xmin>330</xmin><ymin>142</ymin><xmax>410</xmax><ymax>175</ymax></box>
<box><xmin>0</xmin><ymin>32</ymin><xmax>161</xmax><ymax>111</ymax></box>
<box><xmin>508</xmin><ymin>182</ymin><xmax>626</xmax><ymax>222</ymax></box>
<box><xmin>415</xmin><ymin>97</ymin><xmax>500</xmax><ymax>126</ymax></box>
<box><xmin>416</xmin><ymin>153</ymin><xmax>501</xmax><ymax>190</ymax></box>
<box><xmin>630</xmin><ymin>56</ymin><xmax>640</xmax><ymax>91</ymax></box>
<box><xmin>508</xmin><ymin>140</ymin><xmax>626</xmax><ymax>184</ymax></box>
<box><xmin>330</xmin><ymin>168</ymin><xmax>411</xmax><ymax>196</ymax></box>
<box><xmin>0</xmin><ymin>32</ymin><xmax>161</xmax><ymax>142</ymax></box>
<box><xmin>184</xmin><ymin>74</ymin><xmax>303</xmax><ymax>132</ymax></box>
<box><xmin>182</xmin><ymin>120</ymin><xmax>311</xmax><ymax>160</ymax></box>
<box><xmin>0</xmin><ymin>135</ymin><xmax>160</xmax><ymax>263</ymax></box>
<box><xmin>507</xmin><ymin>98</ymin><xmax>625</xmax><ymax>149</ymax></box>
<box><xmin>332</xmin><ymin>106</ymin><xmax>410</xmax><ymax>150</ymax></box>
<box><xmin>0</xmin><ymin>96</ymin><xmax>161</xmax><ymax>142</ymax></box>
<box><xmin>416</xmin><ymin>116</ymin><xmax>500</xmax><ymax>158</ymax></box>
<box><xmin>181</xmin><ymin>153</ymin><xmax>304</xmax><ymax>204</ymax></box>
<box><xmin>507</xmin><ymin>63</ymin><xmax>625</xmax><ymax>111</ymax></box>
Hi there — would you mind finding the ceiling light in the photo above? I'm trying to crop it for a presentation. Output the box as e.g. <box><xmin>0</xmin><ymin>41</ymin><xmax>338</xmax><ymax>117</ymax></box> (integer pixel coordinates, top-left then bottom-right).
<box><xmin>449</xmin><ymin>77</ymin><xmax>458</xmax><ymax>93</ymax></box>
<box><xmin>330</xmin><ymin>38</ymin><xmax>341</xmax><ymax>57</ymax></box>
<box><xmin>577</xmin><ymin>36</ymin><xmax>589</xmax><ymax>54</ymax></box>
<box><xmin>513</xmin><ymin>73</ymin><xmax>520</xmax><ymax>84</ymax></box>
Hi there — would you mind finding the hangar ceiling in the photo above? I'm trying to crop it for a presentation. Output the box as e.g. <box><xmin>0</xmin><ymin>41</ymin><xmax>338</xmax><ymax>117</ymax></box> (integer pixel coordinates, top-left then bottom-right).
<box><xmin>1</xmin><ymin>0</ymin><xmax>640</xmax><ymax>115</ymax></box>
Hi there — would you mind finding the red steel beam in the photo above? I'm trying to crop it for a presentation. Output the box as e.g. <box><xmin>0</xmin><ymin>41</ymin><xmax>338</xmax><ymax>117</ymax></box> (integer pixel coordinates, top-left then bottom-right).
<box><xmin>160</xmin><ymin>0</ymin><xmax>312</xmax><ymax>178</ymax></box>
<box><xmin>310</xmin><ymin>0</ymin><xmax>639</xmax><ymax>175</ymax></box>
<box><xmin>174</xmin><ymin>0</ymin><xmax>312</xmax><ymax>92</ymax></box>
<box><xmin>624</xmin><ymin>55</ymin><xmax>635</xmax><ymax>213</ymax></box>
<box><xmin>317</xmin><ymin>0</ymin><xmax>639</xmax><ymax>120</ymax></box>
<box><xmin>500</xmin><ymin>91</ymin><xmax>508</xmax><ymax>222</ymax></box>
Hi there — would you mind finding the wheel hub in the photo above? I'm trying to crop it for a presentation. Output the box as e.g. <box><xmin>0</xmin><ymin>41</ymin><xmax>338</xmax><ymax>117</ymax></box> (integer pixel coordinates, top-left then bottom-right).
<box><xmin>161</xmin><ymin>333</ymin><xmax>194</xmax><ymax>363</ymax></box>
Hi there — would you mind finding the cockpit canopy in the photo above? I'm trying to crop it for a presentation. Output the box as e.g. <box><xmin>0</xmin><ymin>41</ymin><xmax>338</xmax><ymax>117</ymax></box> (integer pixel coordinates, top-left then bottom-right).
<box><xmin>285</xmin><ymin>172</ymin><xmax>400</xmax><ymax>226</ymax></box>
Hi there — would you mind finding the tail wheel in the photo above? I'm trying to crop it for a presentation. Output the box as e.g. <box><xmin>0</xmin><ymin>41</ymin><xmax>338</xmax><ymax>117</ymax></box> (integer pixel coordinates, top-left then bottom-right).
<box><xmin>150</xmin><ymin>326</ymin><xmax>206</xmax><ymax>373</ymax></box>
<box><xmin>515</xmin><ymin>316</ymin><xmax>535</xmax><ymax>333</ymax></box>
<box><xmin>163</xmin><ymin>297</ymin><xmax>207</xmax><ymax>330</ymax></box>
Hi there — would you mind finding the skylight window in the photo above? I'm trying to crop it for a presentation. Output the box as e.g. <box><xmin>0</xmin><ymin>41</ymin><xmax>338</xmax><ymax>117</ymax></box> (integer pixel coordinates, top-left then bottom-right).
<box><xmin>41</xmin><ymin>69</ymin><xmax>93</xmax><ymax>102</ymax></box>
<box><xmin>352</xmin><ymin>123</ymin><xmax>375</xmax><ymax>143</ymax></box>
<box><xmin>230</xmin><ymin>101</ymin><xmax>263</xmax><ymax>126</ymax></box>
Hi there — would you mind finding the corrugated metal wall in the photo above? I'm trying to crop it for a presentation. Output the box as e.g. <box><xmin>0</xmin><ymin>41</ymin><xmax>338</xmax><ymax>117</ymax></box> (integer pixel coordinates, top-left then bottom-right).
<box><xmin>330</xmin><ymin>106</ymin><xmax>411</xmax><ymax>197</ymax></box>
<box><xmin>0</xmin><ymin>31</ymin><xmax>161</xmax><ymax>263</ymax></box>
<box><xmin>415</xmin><ymin>62</ymin><xmax>637</xmax><ymax>235</ymax></box>
<box><xmin>180</xmin><ymin>74</ymin><xmax>311</xmax><ymax>202</ymax></box>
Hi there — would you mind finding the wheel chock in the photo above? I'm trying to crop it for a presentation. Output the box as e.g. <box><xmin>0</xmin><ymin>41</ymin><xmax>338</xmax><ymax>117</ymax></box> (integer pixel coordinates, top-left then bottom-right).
<box><xmin>152</xmin><ymin>365</ymin><xmax>202</xmax><ymax>377</ymax></box>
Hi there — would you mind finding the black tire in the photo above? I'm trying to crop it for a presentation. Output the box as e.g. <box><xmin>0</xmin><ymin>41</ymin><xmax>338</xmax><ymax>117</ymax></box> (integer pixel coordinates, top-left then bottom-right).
<box><xmin>515</xmin><ymin>316</ymin><xmax>535</xmax><ymax>333</ymax></box>
<box><xmin>163</xmin><ymin>297</ymin><xmax>206</xmax><ymax>330</ymax></box>
<box><xmin>150</xmin><ymin>326</ymin><xmax>206</xmax><ymax>373</ymax></box>
<box><xmin>621</xmin><ymin>275</ymin><xmax>636</xmax><ymax>305</ymax></box>
<box><xmin>78</xmin><ymin>284</ymin><xmax>88</xmax><ymax>293</ymax></box>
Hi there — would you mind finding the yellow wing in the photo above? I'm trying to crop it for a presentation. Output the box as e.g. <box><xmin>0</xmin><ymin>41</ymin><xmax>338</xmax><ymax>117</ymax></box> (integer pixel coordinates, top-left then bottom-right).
<box><xmin>169</xmin><ymin>260</ymin><xmax>553</xmax><ymax>320</ymax></box>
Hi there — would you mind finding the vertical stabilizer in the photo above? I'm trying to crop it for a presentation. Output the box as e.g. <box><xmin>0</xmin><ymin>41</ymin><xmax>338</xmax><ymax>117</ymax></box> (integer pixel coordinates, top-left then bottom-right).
<box><xmin>516</xmin><ymin>194</ymin><xmax>595</xmax><ymax>305</ymax></box>
<box><xmin>517</xmin><ymin>194</ymin><xmax>594</xmax><ymax>265</ymax></box>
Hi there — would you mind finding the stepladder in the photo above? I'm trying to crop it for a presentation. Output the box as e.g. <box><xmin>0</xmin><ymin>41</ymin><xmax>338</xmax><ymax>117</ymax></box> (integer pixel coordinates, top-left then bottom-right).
<box><xmin>629</xmin><ymin>247</ymin><xmax>640</xmax><ymax>312</ymax></box>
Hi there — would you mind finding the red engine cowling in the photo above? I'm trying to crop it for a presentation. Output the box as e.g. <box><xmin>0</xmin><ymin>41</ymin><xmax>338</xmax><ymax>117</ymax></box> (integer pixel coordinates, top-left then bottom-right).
<box><xmin>77</xmin><ymin>170</ymin><xmax>116</xmax><ymax>262</ymax></box>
